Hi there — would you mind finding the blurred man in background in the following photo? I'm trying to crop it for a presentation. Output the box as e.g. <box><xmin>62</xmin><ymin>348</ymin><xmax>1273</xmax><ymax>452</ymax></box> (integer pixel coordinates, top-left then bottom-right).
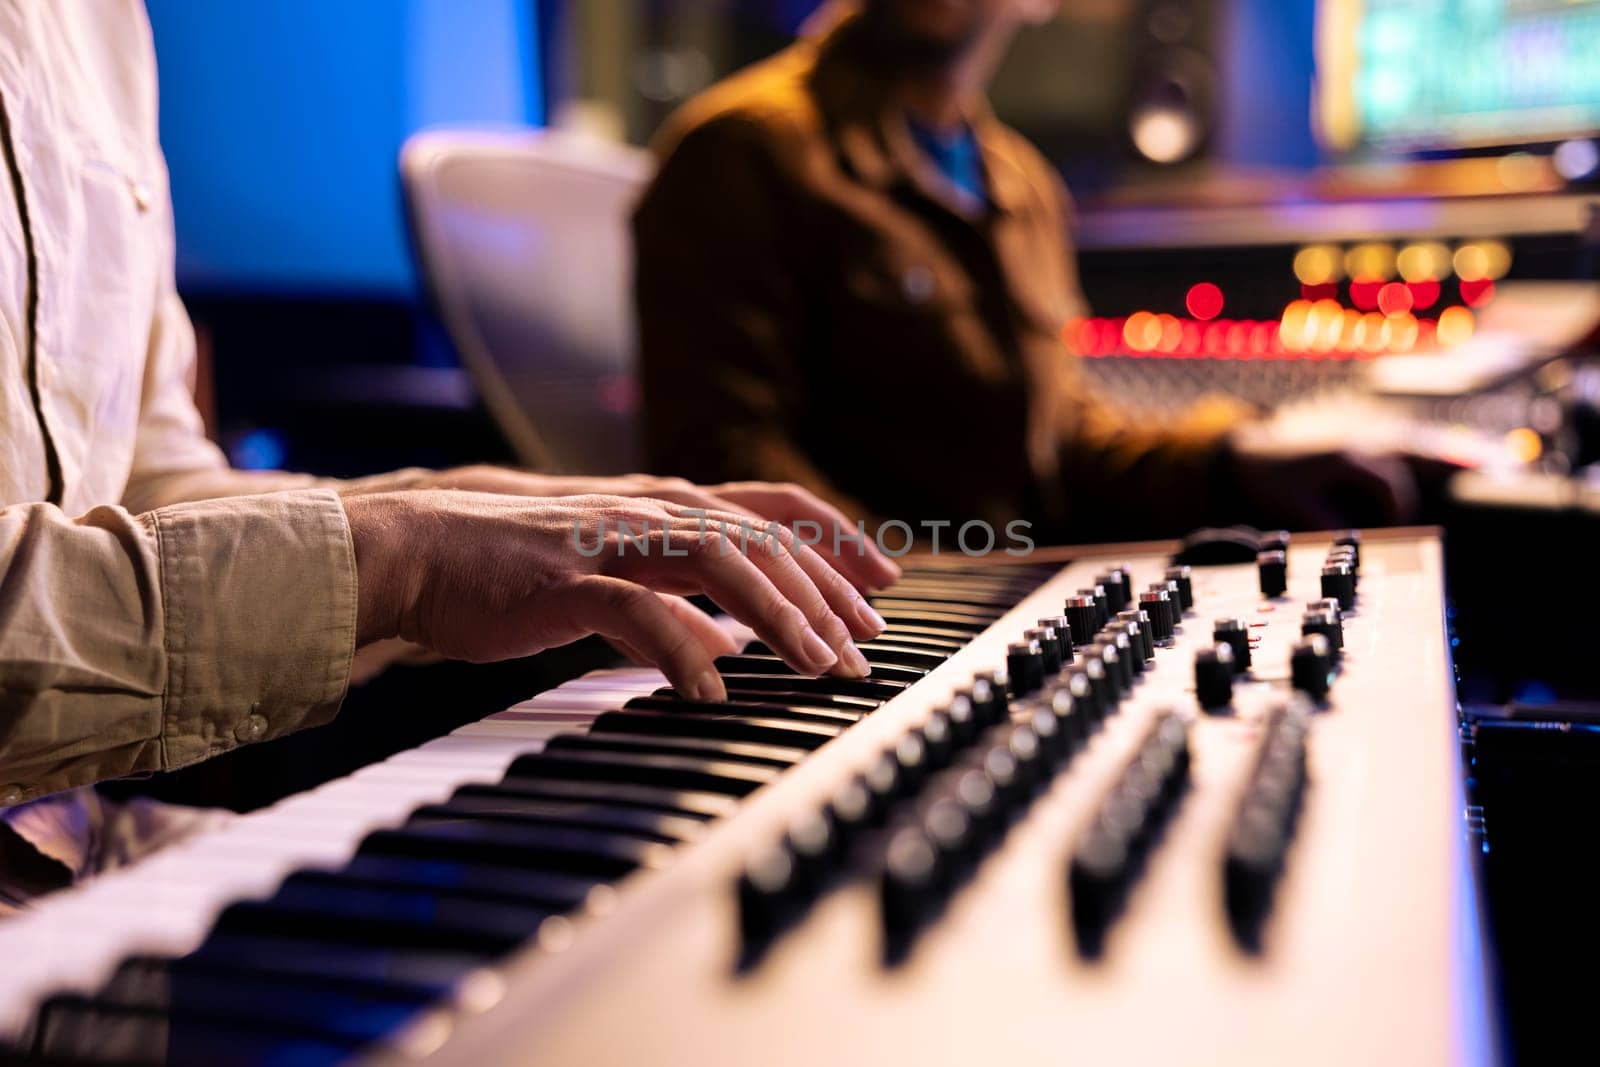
<box><xmin>636</xmin><ymin>0</ymin><xmax>1438</xmax><ymax>542</ymax></box>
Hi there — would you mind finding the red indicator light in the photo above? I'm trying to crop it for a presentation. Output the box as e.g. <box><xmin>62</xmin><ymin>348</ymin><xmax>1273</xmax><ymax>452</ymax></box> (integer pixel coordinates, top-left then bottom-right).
<box><xmin>1376</xmin><ymin>282</ymin><xmax>1414</xmax><ymax>317</ymax></box>
<box><xmin>1461</xmin><ymin>278</ymin><xmax>1496</xmax><ymax>308</ymax></box>
<box><xmin>1350</xmin><ymin>278</ymin><xmax>1383</xmax><ymax>310</ymax></box>
<box><xmin>1185</xmin><ymin>282</ymin><xmax>1224</xmax><ymax>321</ymax></box>
<box><xmin>1300</xmin><ymin>282</ymin><xmax>1339</xmax><ymax>303</ymax></box>
<box><xmin>1407</xmin><ymin>280</ymin><xmax>1441</xmax><ymax>310</ymax></box>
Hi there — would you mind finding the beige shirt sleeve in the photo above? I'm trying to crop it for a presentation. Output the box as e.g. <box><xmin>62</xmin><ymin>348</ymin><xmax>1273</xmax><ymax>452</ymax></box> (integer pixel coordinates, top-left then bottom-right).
<box><xmin>0</xmin><ymin>489</ymin><xmax>357</xmax><ymax>806</ymax></box>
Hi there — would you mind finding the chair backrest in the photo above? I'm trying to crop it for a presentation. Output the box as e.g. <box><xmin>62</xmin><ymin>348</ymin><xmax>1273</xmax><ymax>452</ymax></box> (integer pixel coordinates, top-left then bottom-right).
<box><xmin>401</xmin><ymin>127</ymin><xmax>655</xmax><ymax>474</ymax></box>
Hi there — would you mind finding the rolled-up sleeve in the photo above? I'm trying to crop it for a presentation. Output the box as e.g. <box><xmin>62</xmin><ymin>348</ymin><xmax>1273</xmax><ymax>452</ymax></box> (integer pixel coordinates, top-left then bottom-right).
<box><xmin>0</xmin><ymin>489</ymin><xmax>356</xmax><ymax>806</ymax></box>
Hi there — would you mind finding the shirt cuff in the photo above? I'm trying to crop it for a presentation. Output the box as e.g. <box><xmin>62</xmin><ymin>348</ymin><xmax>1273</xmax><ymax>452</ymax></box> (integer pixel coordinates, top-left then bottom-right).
<box><xmin>147</xmin><ymin>488</ymin><xmax>357</xmax><ymax>770</ymax></box>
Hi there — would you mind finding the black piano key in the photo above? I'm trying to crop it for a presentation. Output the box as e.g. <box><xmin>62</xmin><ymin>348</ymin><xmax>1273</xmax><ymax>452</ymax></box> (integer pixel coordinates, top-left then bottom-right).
<box><xmin>629</xmin><ymin>694</ymin><xmax>864</xmax><ymax>725</ymax></box>
<box><xmin>357</xmin><ymin>819</ymin><xmax>674</xmax><ymax>879</ymax></box>
<box><xmin>411</xmin><ymin>796</ymin><xmax>709</xmax><ymax>844</ymax></box>
<box><xmin>713</xmin><ymin>673</ymin><xmax>910</xmax><ymax>701</ymax></box>
<box><xmin>867</xmin><ymin>599</ymin><xmax>1003</xmax><ymax>622</ymax></box>
<box><xmin>29</xmin><ymin>995</ymin><xmax>362</xmax><ymax>1067</ymax></box>
<box><xmin>865</xmin><ymin>592</ymin><xmax>1014</xmax><ymax>612</ymax></box>
<box><xmin>93</xmin><ymin>956</ymin><xmax>435</xmax><ymax>1044</ymax></box>
<box><xmin>542</xmin><ymin>731</ymin><xmax>804</xmax><ymax>769</ymax></box>
<box><xmin>847</xmin><ymin>642</ymin><xmax>951</xmax><ymax>670</ymax></box>
<box><xmin>591</xmin><ymin>709</ymin><xmax>839</xmax><ymax>751</ymax></box>
<box><xmin>712</xmin><ymin>655</ymin><xmax>926</xmax><ymax>685</ymax></box>
<box><xmin>459</xmin><ymin>778</ymin><xmax>736</xmax><ymax>820</ymax></box>
<box><xmin>875</xmin><ymin>622</ymin><xmax>985</xmax><ymax>642</ymax></box>
<box><xmin>875</xmin><ymin>612</ymin><xmax>989</xmax><ymax>633</ymax></box>
<box><xmin>188</xmin><ymin>932</ymin><xmax>485</xmax><ymax>995</ymax></box>
<box><xmin>750</xmin><ymin>633</ymin><xmax>963</xmax><ymax>657</ymax></box>
<box><xmin>338</xmin><ymin>852</ymin><xmax>605</xmax><ymax>907</ymax></box>
<box><xmin>502</xmin><ymin>749</ymin><xmax>775</xmax><ymax>797</ymax></box>
<box><xmin>249</xmin><ymin>878</ymin><xmax>557</xmax><ymax>952</ymax></box>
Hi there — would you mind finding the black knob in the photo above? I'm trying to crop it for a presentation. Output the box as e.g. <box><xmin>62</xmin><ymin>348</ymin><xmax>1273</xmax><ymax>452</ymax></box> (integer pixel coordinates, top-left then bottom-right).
<box><xmin>881</xmin><ymin>826</ymin><xmax>941</xmax><ymax>935</ymax></box>
<box><xmin>1333</xmin><ymin>529</ymin><xmax>1361</xmax><ymax>569</ymax></box>
<box><xmin>1065</xmin><ymin>595</ymin><xmax>1099</xmax><ymax>647</ymax></box>
<box><xmin>1260</xmin><ymin>529</ymin><xmax>1291</xmax><ymax>553</ymax></box>
<box><xmin>1118</xmin><ymin>609</ymin><xmax>1155</xmax><ymax>663</ymax></box>
<box><xmin>944</xmin><ymin>694</ymin><xmax>979</xmax><ymax>747</ymax></box>
<box><xmin>1326</xmin><ymin>547</ymin><xmax>1360</xmax><ymax>590</ymax></box>
<box><xmin>1096</xmin><ymin>571</ymin><xmax>1129</xmax><ymax>613</ymax></box>
<box><xmin>1026</xmin><ymin>625</ymin><xmax>1063</xmax><ymax>674</ymax></box>
<box><xmin>1320</xmin><ymin>563</ymin><xmax>1356</xmax><ymax>611</ymax></box>
<box><xmin>1078</xmin><ymin>587</ymin><xmax>1109</xmax><ymax>630</ymax></box>
<box><xmin>1081</xmin><ymin>654</ymin><xmax>1116</xmax><ymax>714</ymax></box>
<box><xmin>920</xmin><ymin>710</ymin><xmax>955</xmax><ymax>771</ymax></box>
<box><xmin>1007</xmin><ymin>639</ymin><xmax>1046</xmax><ymax>697</ymax></box>
<box><xmin>892</xmin><ymin>731</ymin><xmax>930</xmax><ymax>793</ymax></box>
<box><xmin>1138</xmin><ymin>589</ymin><xmax>1175</xmax><ymax>643</ymax></box>
<box><xmin>1301</xmin><ymin>609</ymin><xmax>1343</xmax><ymax>662</ymax></box>
<box><xmin>973</xmin><ymin>670</ymin><xmax>1009</xmax><ymax>721</ymax></box>
<box><xmin>861</xmin><ymin>752</ymin><xmax>903</xmax><ymax>819</ymax></box>
<box><xmin>1290</xmin><ymin>634</ymin><xmax>1334</xmax><ymax>701</ymax></box>
<box><xmin>1196</xmin><ymin>644</ymin><xmax>1237</xmax><ymax>711</ymax></box>
<box><xmin>1040</xmin><ymin>683</ymin><xmax>1087</xmax><ymax>748</ymax></box>
<box><xmin>1162</xmin><ymin>579</ymin><xmax>1185</xmax><ymax>628</ymax></box>
<box><xmin>1307</xmin><ymin>596</ymin><xmax>1342</xmax><ymax>621</ymax></box>
<box><xmin>829</xmin><ymin>778</ymin><xmax>874</xmax><ymax>846</ymax></box>
<box><xmin>1089</xmin><ymin>640</ymin><xmax>1125</xmax><ymax>702</ymax></box>
<box><xmin>1020</xmin><ymin>701</ymin><xmax>1070</xmax><ymax>766</ymax></box>
<box><xmin>1164</xmin><ymin>565</ymin><xmax>1195</xmax><ymax>613</ymax></box>
<box><xmin>740</xmin><ymin>842</ymin><xmax>800</xmax><ymax>944</ymax></box>
<box><xmin>1258</xmin><ymin>550</ymin><xmax>1288</xmax><ymax>599</ymax></box>
<box><xmin>1059</xmin><ymin>668</ymin><xmax>1102</xmax><ymax>730</ymax></box>
<box><xmin>1212</xmin><ymin>617</ymin><xmax>1252</xmax><ymax>672</ymax></box>
<box><xmin>1109</xmin><ymin>626</ymin><xmax>1141</xmax><ymax>682</ymax></box>
<box><xmin>1037</xmin><ymin>616</ymin><xmax>1075</xmax><ymax>666</ymax></box>
<box><xmin>787</xmin><ymin>810</ymin><xmax>837</xmax><ymax>891</ymax></box>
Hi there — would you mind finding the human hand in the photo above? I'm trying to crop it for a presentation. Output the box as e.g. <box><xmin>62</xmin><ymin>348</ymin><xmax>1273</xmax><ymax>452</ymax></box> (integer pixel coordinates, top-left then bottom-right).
<box><xmin>343</xmin><ymin>490</ymin><xmax>888</xmax><ymax>701</ymax></box>
<box><xmin>416</xmin><ymin>467</ymin><xmax>902</xmax><ymax>591</ymax></box>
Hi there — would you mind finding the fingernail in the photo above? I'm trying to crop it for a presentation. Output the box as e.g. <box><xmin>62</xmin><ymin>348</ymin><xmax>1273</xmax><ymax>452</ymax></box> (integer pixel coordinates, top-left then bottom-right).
<box><xmin>691</xmin><ymin>670</ymin><xmax>726</xmax><ymax>702</ymax></box>
<box><xmin>854</xmin><ymin>598</ymin><xmax>887</xmax><ymax>636</ymax></box>
<box><xmin>836</xmin><ymin>641</ymin><xmax>871</xmax><ymax>678</ymax></box>
<box><xmin>799</xmin><ymin>627</ymin><xmax>838</xmax><ymax>672</ymax></box>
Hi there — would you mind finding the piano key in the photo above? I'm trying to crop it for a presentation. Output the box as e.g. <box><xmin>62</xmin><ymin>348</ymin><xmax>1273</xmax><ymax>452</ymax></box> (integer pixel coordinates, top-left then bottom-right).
<box><xmin>643</xmin><ymin>690</ymin><xmax>877</xmax><ymax>715</ymax></box>
<box><xmin>542</xmin><ymin>732</ymin><xmax>806</xmax><ymax>769</ymax></box>
<box><xmin>750</xmin><ymin>634</ymin><xmax>963</xmax><ymax>657</ymax></box>
<box><xmin>591</xmin><ymin>709</ymin><xmax>840</xmax><ymax>751</ymax></box>
<box><xmin>713</xmin><ymin>655</ymin><xmax>927</xmax><ymax>684</ymax></box>
<box><xmin>867</xmin><ymin>600</ymin><xmax>1004</xmax><ymax>623</ymax></box>
<box><xmin>875</xmin><ymin>611</ymin><xmax>990</xmax><ymax>632</ymax></box>
<box><xmin>187</xmin><ymin>932</ymin><xmax>488</xmax><ymax>996</ymax></box>
<box><xmin>353</xmin><ymin>822</ymin><xmax>668</xmax><ymax>883</ymax></box>
<box><xmin>501</xmin><ymin>750</ymin><xmax>778</xmax><ymax>797</ymax></box>
<box><xmin>875</xmin><ymin>622</ymin><xmax>986</xmax><ymax>642</ymax></box>
<box><xmin>28</xmin><ymin>995</ymin><xmax>366</xmax><ymax>1067</ymax></box>
<box><xmin>335</xmin><ymin>853</ymin><xmax>605</xmax><ymax>907</ymax></box>
<box><xmin>90</xmin><ymin>956</ymin><xmax>438</xmax><ymax>1043</ymax></box>
<box><xmin>458</xmin><ymin>778</ymin><xmax>737</xmax><ymax>820</ymax></box>
<box><xmin>712</xmin><ymin>674</ymin><xmax>911</xmax><ymax>701</ymax></box>
<box><xmin>409</xmin><ymin>797</ymin><xmax>708</xmax><ymax>845</ymax></box>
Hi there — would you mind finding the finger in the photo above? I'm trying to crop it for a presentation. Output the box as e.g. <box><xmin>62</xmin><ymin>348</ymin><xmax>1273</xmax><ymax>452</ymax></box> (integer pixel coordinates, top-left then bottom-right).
<box><xmin>658</xmin><ymin>593</ymin><xmax>741</xmax><ymax>657</ymax></box>
<box><xmin>679</xmin><ymin>512</ymin><xmax>873</xmax><ymax>676</ymax></box>
<box><xmin>714</xmin><ymin>484</ymin><xmax>902</xmax><ymax>590</ymax></box>
<box><xmin>603</xmin><ymin>635</ymin><xmax>650</xmax><ymax>666</ymax></box>
<box><xmin>544</xmin><ymin>575</ymin><xmax>726</xmax><ymax>701</ymax></box>
<box><xmin>611</xmin><ymin>524</ymin><xmax>848</xmax><ymax>677</ymax></box>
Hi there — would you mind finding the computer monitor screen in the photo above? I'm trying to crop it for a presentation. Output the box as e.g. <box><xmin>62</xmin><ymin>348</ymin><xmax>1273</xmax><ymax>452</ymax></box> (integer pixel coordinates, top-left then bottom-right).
<box><xmin>1317</xmin><ymin>0</ymin><xmax>1600</xmax><ymax>151</ymax></box>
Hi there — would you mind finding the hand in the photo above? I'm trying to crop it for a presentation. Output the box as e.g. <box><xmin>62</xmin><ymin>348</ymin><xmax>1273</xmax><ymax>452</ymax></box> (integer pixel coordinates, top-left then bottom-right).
<box><xmin>1228</xmin><ymin>448</ymin><xmax>1460</xmax><ymax>530</ymax></box>
<box><xmin>413</xmin><ymin>467</ymin><xmax>902</xmax><ymax>591</ymax></box>
<box><xmin>343</xmin><ymin>490</ymin><xmax>888</xmax><ymax>701</ymax></box>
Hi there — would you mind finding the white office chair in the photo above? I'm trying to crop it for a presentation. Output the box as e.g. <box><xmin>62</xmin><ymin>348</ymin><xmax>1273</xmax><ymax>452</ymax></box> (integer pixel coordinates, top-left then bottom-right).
<box><xmin>401</xmin><ymin>127</ymin><xmax>654</xmax><ymax>474</ymax></box>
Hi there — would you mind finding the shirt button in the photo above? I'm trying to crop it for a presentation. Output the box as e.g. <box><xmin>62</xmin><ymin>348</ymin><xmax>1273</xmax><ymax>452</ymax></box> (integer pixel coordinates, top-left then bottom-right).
<box><xmin>234</xmin><ymin>714</ymin><xmax>269</xmax><ymax>744</ymax></box>
<box><xmin>131</xmin><ymin>182</ymin><xmax>152</xmax><ymax>213</ymax></box>
<box><xmin>901</xmin><ymin>265</ymin><xmax>935</xmax><ymax>304</ymax></box>
<box><xmin>0</xmin><ymin>785</ymin><xmax>24</xmax><ymax>807</ymax></box>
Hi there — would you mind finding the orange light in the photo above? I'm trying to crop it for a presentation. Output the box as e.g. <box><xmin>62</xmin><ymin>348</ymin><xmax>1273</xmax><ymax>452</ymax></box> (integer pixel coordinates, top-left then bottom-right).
<box><xmin>1185</xmin><ymin>282</ymin><xmax>1224</xmax><ymax>321</ymax></box>
<box><xmin>1358</xmin><ymin>312</ymin><xmax>1388</xmax><ymax>355</ymax></box>
<box><xmin>1504</xmin><ymin>427</ymin><xmax>1542</xmax><ymax>464</ymax></box>
<box><xmin>1377</xmin><ymin>282</ymin><xmax>1414</xmax><ymax>317</ymax></box>
<box><xmin>1280</xmin><ymin>300</ymin><xmax>1313</xmax><ymax>352</ymax></box>
<box><xmin>1156</xmin><ymin>314</ymin><xmax>1183</xmax><ymax>353</ymax></box>
<box><xmin>1437</xmin><ymin>306</ymin><xmax>1476</xmax><ymax>347</ymax></box>
<box><xmin>1124</xmin><ymin>311</ymin><xmax>1161</xmax><ymax>352</ymax></box>
<box><xmin>1387</xmin><ymin>311</ymin><xmax>1420</xmax><ymax>352</ymax></box>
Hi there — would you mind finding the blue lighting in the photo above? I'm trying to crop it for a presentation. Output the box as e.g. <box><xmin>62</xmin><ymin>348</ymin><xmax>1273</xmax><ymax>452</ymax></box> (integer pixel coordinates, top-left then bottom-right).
<box><xmin>231</xmin><ymin>428</ymin><xmax>290</xmax><ymax>471</ymax></box>
<box><xmin>146</xmin><ymin>0</ymin><xmax>543</xmax><ymax>297</ymax></box>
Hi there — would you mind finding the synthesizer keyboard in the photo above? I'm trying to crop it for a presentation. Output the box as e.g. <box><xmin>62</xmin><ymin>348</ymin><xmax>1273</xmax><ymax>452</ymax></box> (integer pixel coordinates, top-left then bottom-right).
<box><xmin>0</xmin><ymin>531</ymin><xmax>1493</xmax><ymax>1066</ymax></box>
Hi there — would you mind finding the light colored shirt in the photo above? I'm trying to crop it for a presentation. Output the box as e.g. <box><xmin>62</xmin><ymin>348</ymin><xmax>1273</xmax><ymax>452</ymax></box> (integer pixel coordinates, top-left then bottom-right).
<box><xmin>0</xmin><ymin>2</ymin><xmax>413</xmax><ymax>896</ymax></box>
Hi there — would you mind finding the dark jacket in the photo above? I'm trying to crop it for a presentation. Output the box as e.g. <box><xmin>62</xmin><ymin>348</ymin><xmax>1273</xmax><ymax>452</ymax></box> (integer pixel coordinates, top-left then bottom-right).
<box><xmin>634</xmin><ymin>11</ymin><xmax>1237</xmax><ymax>542</ymax></box>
